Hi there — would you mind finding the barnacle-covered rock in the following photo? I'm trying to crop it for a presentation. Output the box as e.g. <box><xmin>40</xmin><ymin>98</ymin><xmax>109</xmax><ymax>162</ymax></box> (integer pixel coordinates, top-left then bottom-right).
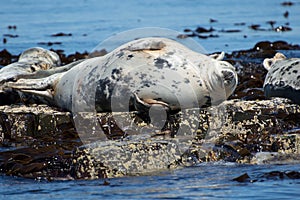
<box><xmin>0</xmin><ymin>98</ymin><xmax>299</xmax><ymax>179</ymax></box>
<box><xmin>72</xmin><ymin>98</ymin><xmax>300</xmax><ymax>179</ymax></box>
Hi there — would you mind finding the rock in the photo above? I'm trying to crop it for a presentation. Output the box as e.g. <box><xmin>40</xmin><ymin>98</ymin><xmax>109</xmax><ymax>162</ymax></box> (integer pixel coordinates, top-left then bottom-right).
<box><xmin>73</xmin><ymin>98</ymin><xmax>300</xmax><ymax>179</ymax></box>
<box><xmin>1</xmin><ymin>97</ymin><xmax>299</xmax><ymax>179</ymax></box>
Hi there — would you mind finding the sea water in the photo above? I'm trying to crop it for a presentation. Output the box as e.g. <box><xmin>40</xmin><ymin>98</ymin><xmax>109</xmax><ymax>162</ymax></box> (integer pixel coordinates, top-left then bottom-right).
<box><xmin>1</xmin><ymin>0</ymin><xmax>300</xmax><ymax>54</ymax></box>
<box><xmin>0</xmin><ymin>0</ymin><xmax>300</xmax><ymax>199</ymax></box>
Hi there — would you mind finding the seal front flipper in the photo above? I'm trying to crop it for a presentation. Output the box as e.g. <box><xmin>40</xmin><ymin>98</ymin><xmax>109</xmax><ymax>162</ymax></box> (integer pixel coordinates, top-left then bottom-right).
<box><xmin>132</xmin><ymin>93</ymin><xmax>172</xmax><ymax>124</ymax></box>
<box><xmin>209</xmin><ymin>52</ymin><xmax>225</xmax><ymax>61</ymax></box>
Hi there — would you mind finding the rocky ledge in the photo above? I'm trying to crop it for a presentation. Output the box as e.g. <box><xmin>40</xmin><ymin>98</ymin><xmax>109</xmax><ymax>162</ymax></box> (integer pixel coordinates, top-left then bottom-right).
<box><xmin>0</xmin><ymin>98</ymin><xmax>299</xmax><ymax>180</ymax></box>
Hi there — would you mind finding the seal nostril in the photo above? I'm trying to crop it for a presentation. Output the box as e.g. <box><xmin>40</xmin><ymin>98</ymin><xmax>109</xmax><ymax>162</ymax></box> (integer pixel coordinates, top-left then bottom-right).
<box><xmin>222</xmin><ymin>70</ymin><xmax>234</xmax><ymax>82</ymax></box>
<box><xmin>30</xmin><ymin>66</ymin><xmax>36</xmax><ymax>72</ymax></box>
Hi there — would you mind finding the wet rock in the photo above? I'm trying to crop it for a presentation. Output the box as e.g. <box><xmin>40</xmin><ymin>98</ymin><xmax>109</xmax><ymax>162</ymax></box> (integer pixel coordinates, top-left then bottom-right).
<box><xmin>7</xmin><ymin>25</ymin><xmax>17</xmax><ymax>30</ymax></box>
<box><xmin>274</xmin><ymin>25</ymin><xmax>292</xmax><ymax>32</ymax></box>
<box><xmin>48</xmin><ymin>49</ymin><xmax>89</xmax><ymax>65</ymax></box>
<box><xmin>37</xmin><ymin>42</ymin><xmax>62</xmax><ymax>46</ymax></box>
<box><xmin>209</xmin><ymin>18</ymin><xmax>218</xmax><ymax>23</ymax></box>
<box><xmin>198</xmin><ymin>34</ymin><xmax>219</xmax><ymax>39</ymax></box>
<box><xmin>232</xmin><ymin>173</ymin><xmax>250</xmax><ymax>182</ymax></box>
<box><xmin>177</xmin><ymin>34</ymin><xmax>189</xmax><ymax>39</ymax></box>
<box><xmin>3</xmin><ymin>34</ymin><xmax>18</xmax><ymax>38</ymax></box>
<box><xmin>51</xmin><ymin>32</ymin><xmax>72</xmax><ymax>37</ymax></box>
<box><xmin>195</xmin><ymin>27</ymin><xmax>215</xmax><ymax>33</ymax></box>
<box><xmin>219</xmin><ymin>29</ymin><xmax>241</xmax><ymax>33</ymax></box>
<box><xmin>0</xmin><ymin>49</ymin><xmax>18</xmax><ymax>66</ymax></box>
<box><xmin>88</xmin><ymin>49</ymin><xmax>107</xmax><ymax>58</ymax></box>
<box><xmin>281</xmin><ymin>1</ymin><xmax>294</xmax><ymax>6</ymax></box>
<box><xmin>249</xmin><ymin>24</ymin><xmax>265</xmax><ymax>31</ymax></box>
<box><xmin>234</xmin><ymin>22</ymin><xmax>246</xmax><ymax>26</ymax></box>
<box><xmin>0</xmin><ymin>97</ymin><xmax>299</xmax><ymax>179</ymax></box>
<box><xmin>284</xmin><ymin>11</ymin><xmax>289</xmax><ymax>18</ymax></box>
<box><xmin>266</xmin><ymin>20</ymin><xmax>276</xmax><ymax>29</ymax></box>
<box><xmin>234</xmin><ymin>170</ymin><xmax>300</xmax><ymax>183</ymax></box>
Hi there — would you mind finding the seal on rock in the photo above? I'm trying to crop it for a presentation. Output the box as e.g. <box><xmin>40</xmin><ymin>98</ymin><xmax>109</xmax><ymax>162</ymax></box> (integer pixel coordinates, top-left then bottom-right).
<box><xmin>0</xmin><ymin>47</ymin><xmax>62</xmax><ymax>105</ymax></box>
<box><xmin>6</xmin><ymin>37</ymin><xmax>238</xmax><ymax>112</ymax></box>
<box><xmin>263</xmin><ymin>52</ymin><xmax>300</xmax><ymax>104</ymax></box>
<box><xmin>0</xmin><ymin>47</ymin><xmax>61</xmax><ymax>84</ymax></box>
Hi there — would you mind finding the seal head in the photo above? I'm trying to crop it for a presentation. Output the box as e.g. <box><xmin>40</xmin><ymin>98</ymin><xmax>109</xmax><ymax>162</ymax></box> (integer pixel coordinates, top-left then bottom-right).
<box><xmin>0</xmin><ymin>47</ymin><xmax>61</xmax><ymax>84</ymax></box>
<box><xmin>263</xmin><ymin>53</ymin><xmax>300</xmax><ymax>104</ymax></box>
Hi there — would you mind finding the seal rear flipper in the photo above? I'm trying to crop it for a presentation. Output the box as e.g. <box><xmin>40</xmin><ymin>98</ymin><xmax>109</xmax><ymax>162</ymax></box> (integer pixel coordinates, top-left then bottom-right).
<box><xmin>19</xmin><ymin>89</ymin><xmax>54</xmax><ymax>105</ymax></box>
<box><xmin>4</xmin><ymin>73</ymin><xmax>62</xmax><ymax>90</ymax></box>
<box><xmin>15</xmin><ymin>59</ymin><xmax>84</xmax><ymax>80</ymax></box>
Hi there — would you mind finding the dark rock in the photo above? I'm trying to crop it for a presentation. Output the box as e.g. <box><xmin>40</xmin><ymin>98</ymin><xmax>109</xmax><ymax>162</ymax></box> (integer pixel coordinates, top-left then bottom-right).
<box><xmin>51</xmin><ymin>32</ymin><xmax>72</xmax><ymax>37</ymax></box>
<box><xmin>234</xmin><ymin>22</ymin><xmax>246</xmax><ymax>26</ymax></box>
<box><xmin>0</xmin><ymin>49</ymin><xmax>18</xmax><ymax>66</ymax></box>
<box><xmin>37</xmin><ymin>42</ymin><xmax>62</xmax><ymax>46</ymax></box>
<box><xmin>209</xmin><ymin>18</ymin><xmax>218</xmax><ymax>23</ymax></box>
<box><xmin>88</xmin><ymin>49</ymin><xmax>107</xmax><ymax>58</ymax></box>
<box><xmin>3</xmin><ymin>34</ymin><xmax>18</xmax><ymax>38</ymax></box>
<box><xmin>284</xmin><ymin>11</ymin><xmax>289</xmax><ymax>18</ymax></box>
<box><xmin>1</xmin><ymin>97</ymin><xmax>299</xmax><ymax>179</ymax></box>
<box><xmin>274</xmin><ymin>25</ymin><xmax>292</xmax><ymax>32</ymax></box>
<box><xmin>183</xmin><ymin>28</ymin><xmax>193</xmax><ymax>32</ymax></box>
<box><xmin>232</xmin><ymin>173</ymin><xmax>250</xmax><ymax>182</ymax></box>
<box><xmin>7</xmin><ymin>25</ymin><xmax>17</xmax><ymax>30</ymax></box>
<box><xmin>219</xmin><ymin>29</ymin><xmax>241</xmax><ymax>33</ymax></box>
<box><xmin>281</xmin><ymin>1</ymin><xmax>294</xmax><ymax>6</ymax></box>
<box><xmin>266</xmin><ymin>20</ymin><xmax>276</xmax><ymax>28</ymax></box>
<box><xmin>177</xmin><ymin>34</ymin><xmax>188</xmax><ymax>39</ymax></box>
<box><xmin>195</xmin><ymin>26</ymin><xmax>215</xmax><ymax>33</ymax></box>
<box><xmin>249</xmin><ymin>24</ymin><xmax>264</xmax><ymax>31</ymax></box>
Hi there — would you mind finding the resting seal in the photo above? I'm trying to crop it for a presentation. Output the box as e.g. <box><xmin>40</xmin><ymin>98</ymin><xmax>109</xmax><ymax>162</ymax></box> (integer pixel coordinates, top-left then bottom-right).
<box><xmin>263</xmin><ymin>52</ymin><xmax>300</xmax><ymax>104</ymax></box>
<box><xmin>0</xmin><ymin>47</ymin><xmax>60</xmax><ymax>84</ymax></box>
<box><xmin>0</xmin><ymin>47</ymin><xmax>61</xmax><ymax>105</ymax></box>
<box><xmin>6</xmin><ymin>37</ymin><xmax>238</xmax><ymax>112</ymax></box>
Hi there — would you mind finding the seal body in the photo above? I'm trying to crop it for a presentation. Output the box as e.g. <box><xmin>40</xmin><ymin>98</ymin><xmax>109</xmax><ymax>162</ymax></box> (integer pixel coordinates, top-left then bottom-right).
<box><xmin>7</xmin><ymin>38</ymin><xmax>238</xmax><ymax>112</ymax></box>
<box><xmin>54</xmin><ymin>37</ymin><xmax>237</xmax><ymax>112</ymax></box>
<box><xmin>0</xmin><ymin>47</ymin><xmax>60</xmax><ymax>84</ymax></box>
<box><xmin>263</xmin><ymin>53</ymin><xmax>300</xmax><ymax>104</ymax></box>
<box><xmin>0</xmin><ymin>47</ymin><xmax>60</xmax><ymax>105</ymax></box>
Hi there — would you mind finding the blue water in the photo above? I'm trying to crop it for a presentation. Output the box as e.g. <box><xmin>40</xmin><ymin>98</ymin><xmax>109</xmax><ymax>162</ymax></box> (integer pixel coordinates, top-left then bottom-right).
<box><xmin>1</xmin><ymin>0</ymin><xmax>300</xmax><ymax>54</ymax></box>
<box><xmin>1</xmin><ymin>163</ymin><xmax>300</xmax><ymax>199</ymax></box>
<box><xmin>1</xmin><ymin>0</ymin><xmax>300</xmax><ymax>199</ymax></box>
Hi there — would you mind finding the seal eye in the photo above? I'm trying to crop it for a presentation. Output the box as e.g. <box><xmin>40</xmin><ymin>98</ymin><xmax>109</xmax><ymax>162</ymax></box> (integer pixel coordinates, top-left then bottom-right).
<box><xmin>30</xmin><ymin>66</ymin><xmax>36</xmax><ymax>72</ymax></box>
<box><xmin>222</xmin><ymin>70</ymin><xmax>235</xmax><ymax>84</ymax></box>
<box><xmin>221</xmin><ymin>69</ymin><xmax>237</xmax><ymax>98</ymax></box>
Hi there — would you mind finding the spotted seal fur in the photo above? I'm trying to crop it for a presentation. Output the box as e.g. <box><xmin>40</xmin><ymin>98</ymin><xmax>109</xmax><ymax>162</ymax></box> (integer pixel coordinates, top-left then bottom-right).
<box><xmin>6</xmin><ymin>37</ymin><xmax>238</xmax><ymax>112</ymax></box>
<box><xmin>263</xmin><ymin>52</ymin><xmax>300</xmax><ymax>104</ymax></box>
<box><xmin>0</xmin><ymin>47</ymin><xmax>60</xmax><ymax>84</ymax></box>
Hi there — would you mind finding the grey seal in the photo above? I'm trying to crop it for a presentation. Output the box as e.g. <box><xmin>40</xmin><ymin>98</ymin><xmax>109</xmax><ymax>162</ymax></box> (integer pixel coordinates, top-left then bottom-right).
<box><xmin>263</xmin><ymin>52</ymin><xmax>300</xmax><ymax>104</ymax></box>
<box><xmin>0</xmin><ymin>47</ymin><xmax>61</xmax><ymax>84</ymax></box>
<box><xmin>6</xmin><ymin>37</ymin><xmax>238</xmax><ymax>112</ymax></box>
<box><xmin>0</xmin><ymin>47</ymin><xmax>62</xmax><ymax>105</ymax></box>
